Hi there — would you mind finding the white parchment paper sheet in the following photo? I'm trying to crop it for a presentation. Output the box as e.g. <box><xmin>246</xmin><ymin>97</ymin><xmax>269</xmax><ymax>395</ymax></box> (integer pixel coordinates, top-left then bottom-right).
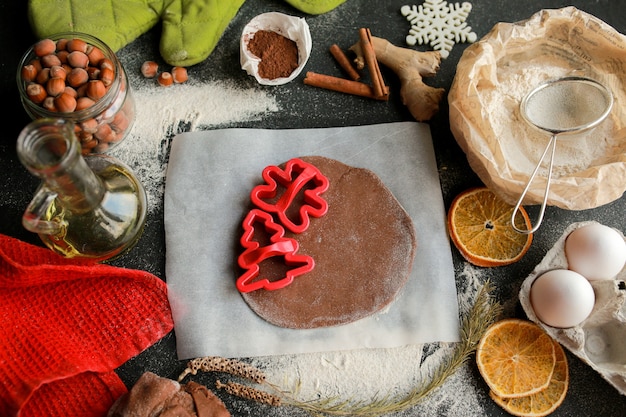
<box><xmin>164</xmin><ymin>122</ymin><xmax>459</xmax><ymax>359</ymax></box>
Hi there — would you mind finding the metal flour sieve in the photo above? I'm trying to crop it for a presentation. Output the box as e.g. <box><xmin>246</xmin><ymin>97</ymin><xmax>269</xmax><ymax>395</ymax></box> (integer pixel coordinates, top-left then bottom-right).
<box><xmin>511</xmin><ymin>76</ymin><xmax>614</xmax><ymax>234</ymax></box>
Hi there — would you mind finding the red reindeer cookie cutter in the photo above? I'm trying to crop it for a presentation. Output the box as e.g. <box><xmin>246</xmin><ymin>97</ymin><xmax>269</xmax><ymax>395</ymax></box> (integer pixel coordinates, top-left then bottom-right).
<box><xmin>236</xmin><ymin>209</ymin><xmax>314</xmax><ymax>293</ymax></box>
<box><xmin>250</xmin><ymin>158</ymin><xmax>329</xmax><ymax>234</ymax></box>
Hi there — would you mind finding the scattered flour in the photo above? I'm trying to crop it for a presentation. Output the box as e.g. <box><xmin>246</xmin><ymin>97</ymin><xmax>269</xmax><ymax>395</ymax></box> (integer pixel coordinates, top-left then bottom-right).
<box><xmin>247</xmin><ymin>262</ymin><xmax>489</xmax><ymax>415</ymax></box>
<box><xmin>109</xmin><ymin>81</ymin><xmax>280</xmax><ymax>212</ymax></box>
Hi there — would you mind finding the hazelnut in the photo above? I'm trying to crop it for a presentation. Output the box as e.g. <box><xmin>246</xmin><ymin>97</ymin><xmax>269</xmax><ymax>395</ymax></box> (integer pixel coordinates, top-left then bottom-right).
<box><xmin>81</xmin><ymin>136</ymin><xmax>98</xmax><ymax>151</ymax></box>
<box><xmin>95</xmin><ymin>123</ymin><xmax>115</xmax><ymax>141</ymax></box>
<box><xmin>46</xmin><ymin>77</ymin><xmax>66</xmax><ymax>97</ymax></box>
<box><xmin>55</xmin><ymin>38</ymin><xmax>69</xmax><ymax>51</ymax></box>
<box><xmin>21</xmin><ymin>64</ymin><xmax>38</xmax><ymax>83</ymax></box>
<box><xmin>86</xmin><ymin>45</ymin><xmax>105</xmax><ymax>66</ymax></box>
<box><xmin>56</xmin><ymin>50</ymin><xmax>69</xmax><ymax>64</ymax></box>
<box><xmin>157</xmin><ymin>71</ymin><xmax>173</xmax><ymax>87</ymax></box>
<box><xmin>63</xmin><ymin>86</ymin><xmax>78</xmax><ymax>98</ymax></box>
<box><xmin>86</xmin><ymin>80</ymin><xmax>106</xmax><ymax>100</ymax></box>
<box><xmin>42</xmin><ymin>96</ymin><xmax>57</xmax><ymax>112</ymax></box>
<box><xmin>140</xmin><ymin>61</ymin><xmax>158</xmax><ymax>78</ymax></box>
<box><xmin>35</xmin><ymin>67</ymin><xmax>50</xmax><ymax>84</ymax></box>
<box><xmin>53</xmin><ymin>92</ymin><xmax>77</xmax><ymax>112</ymax></box>
<box><xmin>33</xmin><ymin>39</ymin><xmax>56</xmax><ymax>57</ymax></box>
<box><xmin>66</xmin><ymin>38</ymin><xmax>88</xmax><ymax>53</ymax></box>
<box><xmin>87</xmin><ymin>66</ymin><xmax>101</xmax><ymax>80</ymax></box>
<box><xmin>49</xmin><ymin>65</ymin><xmax>67</xmax><ymax>80</ymax></box>
<box><xmin>76</xmin><ymin>96</ymin><xmax>96</xmax><ymax>111</ymax></box>
<box><xmin>78</xmin><ymin>129</ymin><xmax>93</xmax><ymax>142</ymax></box>
<box><xmin>111</xmin><ymin>111</ymin><xmax>130</xmax><ymax>132</ymax></box>
<box><xmin>80</xmin><ymin>118</ymin><xmax>99</xmax><ymax>134</ymax></box>
<box><xmin>100</xmin><ymin>58</ymin><xmax>114</xmax><ymax>71</ymax></box>
<box><xmin>26</xmin><ymin>83</ymin><xmax>47</xmax><ymax>104</ymax></box>
<box><xmin>29</xmin><ymin>58</ymin><xmax>43</xmax><ymax>72</ymax></box>
<box><xmin>21</xmin><ymin>36</ymin><xmax>129</xmax><ymax>152</ymax></box>
<box><xmin>67</xmin><ymin>67</ymin><xmax>89</xmax><ymax>88</ymax></box>
<box><xmin>67</xmin><ymin>51</ymin><xmax>89</xmax><ymax>69</ymax></box>
<box><xmin>76</xmin><ymin>83</ymin><xmax>88</xmax><ymax>98</ymax></box>
<box><xmin>100</xmin><ymin>67</ymin><xmax>114</xmax><ymax>87</ymax></box>
<box><xmin>40</xmin><ymin>54</ymin><xmax>62</xmax><ymax>68</ymax></box>
<box><xmin>172</xmin><ymin>66</ymin><xmax>188</xmax><ymax>83</ymax></box>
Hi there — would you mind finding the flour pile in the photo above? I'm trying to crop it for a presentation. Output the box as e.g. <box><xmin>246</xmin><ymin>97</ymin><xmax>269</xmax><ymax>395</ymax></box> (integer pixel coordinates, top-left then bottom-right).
<box><xmin>109</xmin><ymin>81</ymin><xmax>279</xmax><ymax>212</ymax></box>
<box><xmin>248</xmin><ymin>263</ymin><xmax>487</xmax><ymax>416</ymax></box>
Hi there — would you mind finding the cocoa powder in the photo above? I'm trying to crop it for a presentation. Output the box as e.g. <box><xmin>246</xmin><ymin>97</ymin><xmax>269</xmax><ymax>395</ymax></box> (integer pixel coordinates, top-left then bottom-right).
<box><xmin>248</xmin><ymin>30</ymin><xmax>298</xmax><ymax>80</ymax></box>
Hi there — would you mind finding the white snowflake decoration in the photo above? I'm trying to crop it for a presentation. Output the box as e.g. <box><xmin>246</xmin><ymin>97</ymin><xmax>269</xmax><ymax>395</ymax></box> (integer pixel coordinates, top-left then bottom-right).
<box><xmin>401</xmin><ymin>0</ymin><xmax>477</xmax><ymax>58</ymax></box>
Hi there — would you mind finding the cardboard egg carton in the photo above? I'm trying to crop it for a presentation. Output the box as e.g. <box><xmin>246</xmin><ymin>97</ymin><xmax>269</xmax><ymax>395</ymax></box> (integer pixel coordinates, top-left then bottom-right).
<box><xmin>519</xmin><ymin>221</ymin><xmax>626</xmax><ymax>395</ymax></box>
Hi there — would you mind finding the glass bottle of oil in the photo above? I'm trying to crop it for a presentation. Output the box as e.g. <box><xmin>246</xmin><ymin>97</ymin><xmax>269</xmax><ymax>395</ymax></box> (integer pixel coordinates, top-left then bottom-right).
<box><xmin>16</xmin><ymin>118</ymin><xmax>146</xmax><ymax>261</ymax></box>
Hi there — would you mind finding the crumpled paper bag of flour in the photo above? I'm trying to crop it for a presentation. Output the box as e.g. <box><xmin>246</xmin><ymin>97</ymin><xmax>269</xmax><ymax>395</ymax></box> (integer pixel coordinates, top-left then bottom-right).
<box><xmin>449</xmin><ymin>7</ymin><xmax>626</xmax><ymax>210</ymax></box>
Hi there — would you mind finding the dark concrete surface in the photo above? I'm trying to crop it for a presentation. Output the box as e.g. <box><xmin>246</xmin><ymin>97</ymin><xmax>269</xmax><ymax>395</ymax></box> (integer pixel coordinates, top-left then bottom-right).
<box><xmin>2</xmin><ymin>0</ymin><xmax>626</xmax><ymax>415</ymax></box>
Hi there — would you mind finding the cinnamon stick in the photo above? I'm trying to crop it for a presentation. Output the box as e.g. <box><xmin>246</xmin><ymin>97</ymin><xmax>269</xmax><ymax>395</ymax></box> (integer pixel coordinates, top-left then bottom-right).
<box><xmin>349</xmin><ymin>36</ymin><xmax>445</xmax><ymax>121</ymax></box>
<box><xmin>303</xmin><ymin>71</ymin><xmax>389</xmax><ymax>101</ymax></box>
<box><xmin>358</xmin><ymin>28</ymin><xmax>386</xmax><ymax>99</ymax></box>
<box><xmin>329</xmin><ymin>44</ymin><xmax>360</xmax><ymax>81</ymax></box>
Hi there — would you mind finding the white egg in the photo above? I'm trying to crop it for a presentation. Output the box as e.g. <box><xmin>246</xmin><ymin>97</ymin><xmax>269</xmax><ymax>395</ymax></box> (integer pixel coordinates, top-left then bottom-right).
<box><xmin>530</xmin><ymin>269</ymin><xmax>595</xmax><ymax>328</ymax></box>
<box><xmin>565</xmin><ymin>223</ymin><xmax>626</xmax><ymax>280</ymax></box>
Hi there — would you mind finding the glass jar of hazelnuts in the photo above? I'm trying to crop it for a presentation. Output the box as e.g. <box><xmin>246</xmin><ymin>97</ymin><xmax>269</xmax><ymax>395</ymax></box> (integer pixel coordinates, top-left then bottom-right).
<box><xmin>16</xmin><ymin>32</ymin><xmax>135</xmax><ymax>155</ymax></box>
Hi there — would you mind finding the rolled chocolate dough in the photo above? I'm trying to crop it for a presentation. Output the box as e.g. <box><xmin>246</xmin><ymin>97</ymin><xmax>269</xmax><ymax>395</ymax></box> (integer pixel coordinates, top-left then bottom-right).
<box><xmin>238</xmin><ymin>156</ymin><xmax>417</xmax><ymax>329</ymax></box>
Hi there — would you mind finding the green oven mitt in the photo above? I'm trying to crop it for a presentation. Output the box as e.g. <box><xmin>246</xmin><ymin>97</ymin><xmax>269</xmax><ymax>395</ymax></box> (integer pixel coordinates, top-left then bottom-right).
<box><xmin>27</xmin><ymin>0</ymin><xmax>245</xmax><ymax>67</ymax></box>
<box><xmin>284</xmin><ymin>0</ymin><xmax>347</xmax><ymax>14</ymax></box>
<box><xmin>27</xmin><ymin>0</ymin><xmax>348</xmax><ymax>67</ymax></box>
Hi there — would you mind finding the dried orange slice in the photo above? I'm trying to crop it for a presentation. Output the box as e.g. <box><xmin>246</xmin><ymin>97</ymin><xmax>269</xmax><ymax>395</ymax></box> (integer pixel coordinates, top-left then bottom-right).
<box><xmin>477</xmin><ymin>319</ymin><xmax>556</xmax><ymax>398</ymax></box>
<box><xmin>490</xmin><ymin>339</ymin><xmax>569</xmax><ymax>416</ymax></box>
<box><xmin>447</xmin><ymin>187</ymin><xmax>532</xmax><ymax>267</ymax></box>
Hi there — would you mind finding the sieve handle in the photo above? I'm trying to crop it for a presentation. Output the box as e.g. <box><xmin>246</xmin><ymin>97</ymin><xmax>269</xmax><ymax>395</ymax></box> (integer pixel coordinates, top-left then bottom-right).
<box><xmin>511</xmin><ymin>135</ymin><xmax>557</xmax><ymax>234</ymax></box>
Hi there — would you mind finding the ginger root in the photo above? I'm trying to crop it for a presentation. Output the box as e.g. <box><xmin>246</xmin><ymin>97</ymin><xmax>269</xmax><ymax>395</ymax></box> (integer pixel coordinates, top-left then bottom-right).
<box><xmin>350</xmin><ymin>37</ymin><xmax>445</xmax><ymax>121</ymax></box>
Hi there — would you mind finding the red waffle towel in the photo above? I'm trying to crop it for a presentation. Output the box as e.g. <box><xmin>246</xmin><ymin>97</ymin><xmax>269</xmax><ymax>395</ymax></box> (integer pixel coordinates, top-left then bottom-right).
<box><xmin>0</xmin><ymin>234</ymin><xmax>174</xmax><ymax>417</ymax></box>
